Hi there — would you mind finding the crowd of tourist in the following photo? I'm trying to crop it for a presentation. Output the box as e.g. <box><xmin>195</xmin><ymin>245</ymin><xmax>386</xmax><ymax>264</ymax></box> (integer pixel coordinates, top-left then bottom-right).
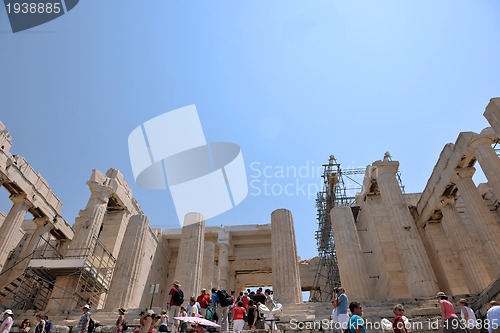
<box><xmin>1</xmin><ymin>285</ymin><xmax>499</xmax><ymax>333</ymax></box>
<box><xmin>0</xmin><ymin>310</ymin><xmax>52</xmax><ymax>333</ymax></box>
<box><xmin>330</xmin><ymin>289</ymin><xmax>500</xmax><ymax>333</ymax></box>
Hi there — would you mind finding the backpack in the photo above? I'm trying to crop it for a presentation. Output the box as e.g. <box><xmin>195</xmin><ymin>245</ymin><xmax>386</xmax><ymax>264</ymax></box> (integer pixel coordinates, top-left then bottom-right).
<box><xmin>216</xmin><ymin>289</ymin><xmax>233</xmax><ymax>307</ymax></box>
<box><xmin>87</xmin><ymin>317</ymin><xmax>95</xmax><ymax>333</ymax></box>
<box><xmin>172</xmin><ymin>288</ymin><xmax>184</xmax><ymax>305</ymax></box>
<box><xmin>122</xmin><ymin>321</ymin><xmax>128</xmax><ymax>332</ymax></box>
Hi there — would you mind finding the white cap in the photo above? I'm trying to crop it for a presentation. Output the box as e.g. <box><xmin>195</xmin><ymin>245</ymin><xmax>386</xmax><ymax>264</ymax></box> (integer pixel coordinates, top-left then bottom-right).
<box><xmin>83</xmin><ymin>304</ymin><xmax>90</xmax><ymax>309</ymax></box>
<box><xmin>4</xmin><ymin>309</ymin><xmax>13</xmax><ymax>315</ymax></box>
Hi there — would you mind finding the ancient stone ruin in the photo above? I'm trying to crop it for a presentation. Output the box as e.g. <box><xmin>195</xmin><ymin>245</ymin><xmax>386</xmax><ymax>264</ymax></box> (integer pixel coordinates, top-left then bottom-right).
<box><xmin>0</xmin><ymin>98</ymin><xmax>499</xmax><ymax>332</ymax></box>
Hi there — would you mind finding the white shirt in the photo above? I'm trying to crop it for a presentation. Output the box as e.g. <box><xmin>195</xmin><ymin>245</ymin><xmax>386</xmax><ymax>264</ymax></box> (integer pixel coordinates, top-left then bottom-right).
<box><xmin>487</xmin><ymin>305</ymin><xmax>500</xmax><ymax>333</ymax></box>
<box><xmin>460</xmin><ymin>306</ymin><xmax>477</xmax><ymax>328</ymax></box>
<box><xmin>1</xmin><ymin>316</ymin><xmax>13</xmax><ymax>333</ymax></box>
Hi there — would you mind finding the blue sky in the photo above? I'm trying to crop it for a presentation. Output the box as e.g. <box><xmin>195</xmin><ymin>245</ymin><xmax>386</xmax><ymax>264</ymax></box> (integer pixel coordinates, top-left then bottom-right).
<box><xmin>1</xmin><ymin>0</ymin><xmax>499</xmax><ymax>261</ymax></box>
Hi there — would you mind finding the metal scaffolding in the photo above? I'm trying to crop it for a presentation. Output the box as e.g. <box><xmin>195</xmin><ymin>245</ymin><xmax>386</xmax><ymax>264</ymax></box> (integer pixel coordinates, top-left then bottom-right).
<box><xmin>309</xmin><ymin>153</ymin><xmax>405</xmax><ymax>302</ymax></box>
<box><xmin>309</xmin><ymin>155</ymin><xmax>364</xmax><ymax>302</ymax></box>
<box><xmin>0</xmin><ymin>235</ymin><xmax>115</xmax><ymax>313</ymax></box>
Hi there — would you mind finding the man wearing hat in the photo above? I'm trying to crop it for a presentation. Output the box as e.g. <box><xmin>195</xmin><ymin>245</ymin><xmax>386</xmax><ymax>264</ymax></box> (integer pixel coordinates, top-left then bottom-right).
<box><xmin>196</xmin><ymin>288</ymin><xmax>211</xmax><ymax>318</ymax></box>
<box><xmin>168</xmin><ymin>280</ymin><xmax>183</xmax><ymax>333</ymax></box>
<box><xmin>0</xmin><ymin>310</ymin><xmax>13</xmax><ymax>333</ymax></box>
<box><xmin>76</xmin><ymin>305</ymin><xmax>91</xmax><ymax>333</ymax></box>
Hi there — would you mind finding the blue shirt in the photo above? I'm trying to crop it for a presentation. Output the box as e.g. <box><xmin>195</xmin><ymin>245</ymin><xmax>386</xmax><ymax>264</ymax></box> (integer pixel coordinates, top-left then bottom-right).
<box><xmin>337</xmin><ymin>294</ymin><xmax>348</xmax><ymax>315</ymax></box>
<box><xmin>349</xmin><ymin>314</ymin><xmax>365</xmax><ymax>333</ymax></box>
<box><xmin>211</xmin><ymin>293</ymin><xmax>219</xmax><ymax>308</ymax></box>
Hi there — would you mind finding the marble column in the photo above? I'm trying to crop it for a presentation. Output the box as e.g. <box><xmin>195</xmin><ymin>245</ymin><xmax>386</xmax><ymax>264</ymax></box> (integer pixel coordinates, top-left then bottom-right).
<box><xmin>271</xmin><ymin>209</ymin><xmax>302</xmax><ymax>303</ymax></box>
<box><xmin>374</xmin><ymin>161</ymin><xmax>438</xmax><ymax>297</ymax></box>
<box><xmin>440</xmin><ymin>197</ymin><xmax>492</xmax><ymax>293</ymax></box>
<box><xmin>218</xmin><ymin>243</ymin><xmax>229</xmax><ymax>290</ymax></box>
<box><xmin>21</xmin><ymin>216</ymin><xmax>52</xmax><ymax>259</ymax></box>
<box><xmin>474</xmin><ymin>138</ymin><xmax>500</xmax><ymax>203</ymax></box>
<box><xmin>330</xmin><ymin>206</ymin><xmax>371</xmax><ymax>300</ymax></box>
<box><xmin>455</xmin><ymin>167</ymin><xmax>500</xmax><ymax>274</ymax></box>
<box><xmin>201</xmin><ymin>241</ymin><xmax>216</xmax><ymax>291</ymax></box>
<box><xmin>0</xmin><ymin>193</ymin><xmax>31</xmax><ymax>271</ymax></box>
<box><xmin>105</xmin><ymin>215</ymin><xmax>150</xmax><ymax>309</ymax></box>
<box><xmin>68</xmin><ymin>182</ymin><xmax>112</xmax><ymax>256</ymax></box>
<box><xmin>174</xmin><ymin>213</ymin><xmax>205</xmax><ymax>301</ymax></box>
<box><xmin>98</xmin><ymin>209</ymin><xmax>131</xmax><ymax>258</ymax></box>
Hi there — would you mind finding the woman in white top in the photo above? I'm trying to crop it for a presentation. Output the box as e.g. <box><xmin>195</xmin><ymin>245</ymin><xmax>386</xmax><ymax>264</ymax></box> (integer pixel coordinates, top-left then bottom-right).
<box><xmin>458</xmin><ymin>298</ymin><xmax>477</xmax><ymax>332</ymax></box>
<box><xmin>0</xmin><ymin>310</ymin><xmax>14</xmax><ymax>333</ymax></box>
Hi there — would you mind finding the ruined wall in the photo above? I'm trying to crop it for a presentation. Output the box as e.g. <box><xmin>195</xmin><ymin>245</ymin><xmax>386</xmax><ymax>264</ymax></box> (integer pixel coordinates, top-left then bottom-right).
<box><xmin>332</xmin><ymin>97</ymin><xmax>500</xmax><ymax>302</ymax></box>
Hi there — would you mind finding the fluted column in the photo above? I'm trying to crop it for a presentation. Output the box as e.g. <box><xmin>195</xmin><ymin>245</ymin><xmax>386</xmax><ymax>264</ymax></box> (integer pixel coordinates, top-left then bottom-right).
<box><xmin>106</xmin><ymin>215</ymin><xmax>150</xmax><ymax>308</ymax></box>
<box><xmin>455</xmin><ymin>168</ymin><xmax>500</xmax><ymax>274</ymax></box>
<box><xmin>202</xmin><ymin>241</ymin><xmax>216</xmax><ymax>291</ymax></box>
<box><xmin>0</xmin><ymin>194</ymin><xmax>31</xmax><ymax>270</ymax></box>
<box><xmin>440</xmin><ymin>197</ymin><xmax>492</xmax><ymax>293</ymax></box>
<box><xmin>68</xmin><ymin>182</ymin><xmax>112</xmax><ymax>255</ymax></box>
<box><xmin>271</xmin><ymin>209</ymin><xmax>302</xmax><ymax>303</ymax></box>
<box><xmin>374</xmin><ymin>161</ymin><xmax>438</xmax><ymax>297</ymax></box>
<box><xmin>218</xmin><ymin>243</ymin><xmax>229</xmax><ymax>290</ymax></box>
<box><xmin>474</xmin><ymin>138</ymin><xmax>500</xmax><ymax>202</ymax></box>
<box><xmin>330</xmin><ymin>206</ymin><xmax>371</xmax><ymax>300</ymax></box>
<box><xmin>22</xmin><ymin>216</ymin><xmax>52</xmax><ymax>258</ymax></box>
<box><xmin>174</xmin><ymin>212</ymin><xmax>205</xmax><ymax>301</ymax></box>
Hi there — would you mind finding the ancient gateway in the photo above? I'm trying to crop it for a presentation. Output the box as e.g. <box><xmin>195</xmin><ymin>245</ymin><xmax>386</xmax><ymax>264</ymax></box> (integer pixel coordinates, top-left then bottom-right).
<box><xmin>0</xmin><ymin>98</ymin><xmax>500</xmax><ymax>324</ymax></box>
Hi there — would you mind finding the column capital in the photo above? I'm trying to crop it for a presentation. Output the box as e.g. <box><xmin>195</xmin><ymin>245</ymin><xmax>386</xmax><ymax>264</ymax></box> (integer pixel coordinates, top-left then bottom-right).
<box><xmin>439</xmin><ymin>196</ymin><xmax>456</xmax><ymax>207</ymax></box>
<box><xmin>372</xmin><ymin>160</ymin><xmax>399</xmax><ymax>176</ymax></box>
<box><xmin>9</xmin><ymin>193</ymin><xmax>31</xmax><ymax>207</ymax></box>
<box><xmin>87</xmin><ymin>182</ymin><xmax>113</xmax><ymax>203</ymax></box>
<box><xmin>33</xmin><ymin>216</ymin><xmax>50</xmax><ymax>226</ymax></box>
<box><xmin>470</xmin><ymin>135</ymin><xmax>494</xmax><ymax>150</ymax></box>
<box><xmin>455</xmin><ymin>167</ymin><xmax>476</xmax><ymax>179</ymax></box>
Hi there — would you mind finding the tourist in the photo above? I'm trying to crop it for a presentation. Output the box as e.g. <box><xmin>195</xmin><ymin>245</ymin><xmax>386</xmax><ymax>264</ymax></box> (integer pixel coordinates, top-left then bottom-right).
<box><xmin>19</xmin><ymin>319</ymin><xmax>30</xmax><ymax>333</ymax></box>
<box><xmin>331</xmin><ymin>298</ymin><xmax>338</xmax><ymax>327</ymax></box>
<box><xmin>241</xmin><ymin>291</ymin><xmax>250</xmax><ymax>309</ymax></box>
<box><xmin>186</xmin><ymin>298</ymin><xmax>199</xmax><ymax>317</ymax></box>
<box><xmin>34</xmin><ymin>314</ymin><xmax>45</xmax><ymax>333</ymax></box>
<box><xmin>76</xmin><ymin>305</ymin><xmax>91</xmax><ymax>333</ymax></box>
<box><xmin>336</xmin><ymin>287</ymin><xmax>349</xmax><ymax>332</ymax></box>
<box><xmin>263</xmin><ymin>289</ymin><xmax>277</xmax><ymax>330</ymax></box>
<box><xmin>392</xmin><ymin>304</ymin><xmax>408</xmax><ymax>333</ymax></box>
<box><xmin>458</xmin><ymin>299</ymin><xmax>477</xmax><ymax>332</ymax></box>
<box><xmin>211</xmin><ymin>289</ymin><xmax>229</xmax><ymax>331</ymax></box>
<box><xmin>114</xmin><ymin>308</ymin><xmax>126</xmax><ymax>333</ymax></box>
<box><xmin>487</xmin><ymin>301</ymin><xmax>500</xmax><ymax>333</ymax></box>
<box><xmin>139</xmin><ymin>309</ymin><xmax>155</xmax><ymax>333</ymax></box>
<box><xmin>232</xmin><ymin>301</ymin><xmax>246</xmax><ymax>333</ymax></box>
<box><xmin>253</xmin><ymin>288</ymin><xmax>266</xmax><ymax>305</ymax></box>
<box><xmin>196</xmin><ymin>289</ymin><xmax>210</xmax><ymax>318</ymax></box>
<box><xmin>1</xmin><ymin>310</ymin><xmax>14</xmax><ymax>333</ymax></box>
<box><xmin>246</xmin><ymin>299</ymin><xmax>257</xmax><ymax>330</ymax></box>
<box><xmin>348</xmin><ymin>302</ymin><xmax>365</xmax><ymax>333</ymax></box>
<box><xmin>168</xmin><ymin>280</ymin><xmax>183</xmax><ymax>333</ymax></box>
<box><xmin>436</xmin><ymin>292</ymin><xmax>467</xmax><ymax>333</ymax></box>
<box><xmin>43</xmin><ymin>316</ymin><xmax>52</xmax><ymax>333</ymax></box>
<box><xmin>158</xmin><ymin>310</ymin><xmax>169</xmax><ymax>332</ymax></box>
<box><xmin>177</xmin><ymin>308</ymin><xmax>188</xmax><ymax>333</ymax></box>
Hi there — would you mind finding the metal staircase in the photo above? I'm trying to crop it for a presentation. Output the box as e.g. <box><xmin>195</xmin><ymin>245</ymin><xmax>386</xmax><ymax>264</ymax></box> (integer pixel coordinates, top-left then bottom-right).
<box><xmin>0</xmin><ymin>269</ymin><xmax>54</xmax><ymax>311</ymax></box>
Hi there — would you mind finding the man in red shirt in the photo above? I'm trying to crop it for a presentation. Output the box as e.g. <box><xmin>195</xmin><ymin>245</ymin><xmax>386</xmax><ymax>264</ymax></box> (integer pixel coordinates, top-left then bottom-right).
<box><xmin>168</xmin><ymin>280</ymin><xmax>183</xmax><ymax>332</ymax></box>
<box><xmin>241</xmin><ymin>291</ymin><xmax>250</xmax><ymax>309</ymax></box>
<box><xmin>196</xmin><ymin>288</ymin><xmax>211</xmax><ymax>318</ymax></box>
